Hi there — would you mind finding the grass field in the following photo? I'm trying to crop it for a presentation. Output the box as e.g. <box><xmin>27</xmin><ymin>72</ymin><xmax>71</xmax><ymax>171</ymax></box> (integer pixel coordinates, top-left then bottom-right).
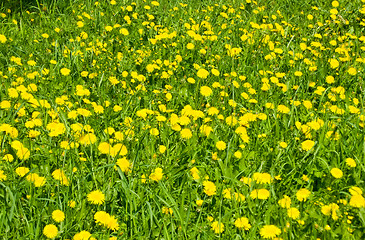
<box><xmin>1</xmin><ymin>0</ymin><xmax>365</xmax><ymax>239</ymax></box>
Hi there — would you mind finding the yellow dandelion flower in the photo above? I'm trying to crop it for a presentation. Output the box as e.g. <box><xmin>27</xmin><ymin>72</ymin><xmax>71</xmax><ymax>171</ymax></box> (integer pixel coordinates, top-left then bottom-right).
<box><xmin>250</xmin><ymin>189</ymin><xmax>270</xmax><ymax>200</ymax></box>
<box><xmin>105</xmin><ymin>25</ymin><xmax>113</xmax><ymax>31</ymax></box>
<box><xmin>79</xmin><ymin>133</ymin><xmax>97</xmax><ymax>145</ymax></box>
<box><xmin>329</xmin><ymin>58</ymin><xmax>339</xmax><ymax>69</ymax></box>
<box><xmin>120</xmin><ymin>28</ymin><xmax>129</xmax><ymax>35</ymax></box>
<box><xmin>116</xmin><ymin>157</ymin><xmax>131</xmax><ymax>173</ymax></box>
<box><xmin>296</xmin><ymin>188</ymin><xmax>311</xmax><ymax>202</ymax></box>
<box><xmin>287</xmin><ymin>207</ymin><xmax>300</xmax><ymax>219</ymax></box>
<box><xmin>3</xmin><ymin>154</ymin><xmax>14</xmax><ymax>162</ymax></box>
<box><xmin>43</xmin><ymin>224</ymin><xmax>58</xmax><ymax>239</ymax></box>
<box><xmin>279</xmin><ymin>141</ymin><xmax>288</xmax><ymax>148</ymax></box>
<box><xmin>0</xmin><ymin>170</ymin><xmax>6</xmax><ymax>181</ymax></box>
<box><xmin>330</xmin><ymin>168</ymin><xmax>343</xmax><ymax>179</ymax></box>
<box><xmin>159</xmin><ymin>145</ymin><xmax>167</xmax><ymax>153</ymax></box>
<box><xmin>332</xmin><ymin>1</ymin><xmax>339</xmax><ymax>7</ymax></box>
<box><xmin>277</xmin><ymin>105</ymin><xmax>290</xmax><ymax>114</ymax></box>
<box><xmin>211</xmin><ymin>221</ymin><xmax>224</xmax><ymax>234</ymax></box>
<box><xmin>349</xmin><ymin>186</ymin><xmax>362</xmax><ymax>196</ymax></box>
<box><xmin>87</xmin><ymin>190</ymin><xmax>105</xmax><ymax>205</ymax></box>
<box><xmin>15</xmin><ymin>167</ymin><xmax>30</xmax><ymax>177</ymax></box>
<box><xmin>0</xmin><ymin>34</ymin><xmax>7</xmax><ymax>43</ymax></box>
<box><xmin>200</xmin><ymin>86</ymin><xmax>213</xmax><ymax>97</ymax></box>
<box><xmin>301</xmin><ymin>140</ymin><xmax>315</xmax><ymax>151</ymax></box>
<box><xmin>326</xmin><ymin>75</ymin><xmax>335</xmax><ymax>84</ymax></box>
<box><xmin>346</xmin><ymin>158</ymin><xmax>356</xmax><ymax>168</ymax></box>
<box><xmin>234</xmin><ymin>217</ymin><xmax>251</xmax><ymax>230</ymax></box>
<box><xmin>190</xmin><ymin>167</ymin><xmax>200</xmax><ymax>180</ymax></box>
<box><xmin>260</xmin><ymin>225</ymin><xmax>281</xmax><ymax>239</ymax></box>
<box><xmin>294</xmin><ymin>71</ymin><xmax>303</xmax><ymax>77</ymax></box>
<box><xmin>234</xmin><ymin>151</ymin><xmax>242</xmax><ymax>158</ymax></box>
<box><xmin>252</xmin><ymin>172</ymin><xmax>272</xmax><ymax>184</ymax></box>
<box><xmin>94</xmin><ymin>211</ymin><xmax>119</xmax><ymax>231</ymax></box>
<box><xmin>98</xmin><ymin>142</ymin><xmax>111</xmax><ymax>154</ymax></box>
<box><xmin>186</xmin><ymin>43</ymin><xmax>195</xmax><ymax>49</ymax></box>
<box><xmin>33</xmin><ymin>175</ymin><xmax>46</xmax><ymax>187</ymax></box>
<box><xmin>52</xmin><ymin>210</ymin><xmax>65</xmax><ymax>222</ymax></box>
<box><xmin>52</xmin><ymin>169</ymin><xmax>69</xmax><ymax>186</ymax></box>
<box><xmin>349</xmin><ymin>195</ymin><xmax>365</xmax><ymax>208</ymax></box>
<box><xmin>278</xmin><ymin>195</ymin><xmax>291</xmax><ymax>208</ymax></box>
<box><xmin>196</xmin><ymin>199</ymin><xmax>204</xmax><ymax>206</ymax></box>
<box><xmin>149</xmin><ymin>167</ymin><xmax>163</xmax><ymax>182</ymax></box>
<box><xmin>197</xmin><ymin>68</ymin><xmax>209</xmax><ymax>79</ymax></box>
<box><xmin>60</xmin><ymin>68</ymin><xmax>71</xmax><ymax>76</ymax></box>
<box><xmin>68</xmin><ymin>200</ymin><xmax>76</xmax><ymax>208</ymax></box>
<box><xmin>187</xmin><ymin>77</ymin><xmax>195</xmax><ymax>84</ymax></box>
<box><xmin>215</xmin><ymin>141</ymin><xmax>226</xmax><ymax>150</ymax></box>
<box><xmin>203</xmin><ymin>180</ymin><xmax>216</xmax><ymax>196</ymax></box>
<box><xmin>321</xmin><ymin>203</ymin><xmax>339</xmax><ymax>220</ymax></box>
<box><xmin>348</xmin><ymin>67</ymin><xmax>357</xmax><ymax>75</ymax></box>
<box><xmin>73</xmin><ymin>230</ymin><xmax>91</xmax><ymax>240</ymax></box>
<box><xmin>162</xmin><ymin>206</ymin><xmax>173</xmax><ymax>215</ymax></box>
<box><xmin>150</xmin><ymin>128</ymin><xmax>159</xmax><ymax>136</ymax></box>
<box><xmin>180</xmin><ymin>128</ymin><xmax>193</xmax><ymax>139</ymax></box>
<box><xmin>77</xmin><ymin>21</ymin><xmax>84</xmax><ymax>28</ymax></box>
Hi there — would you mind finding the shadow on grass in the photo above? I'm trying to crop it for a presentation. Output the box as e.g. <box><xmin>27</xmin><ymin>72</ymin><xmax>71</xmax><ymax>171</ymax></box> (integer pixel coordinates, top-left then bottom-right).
<box><xmin>1</xmin><ymin>0</ymin><xmax>40</xmax><ymax>11</ymax></box>
<box><xmin>0</xmin><ymin>0</ymin><xmax>70</xmax><ymax>14</ymax></box>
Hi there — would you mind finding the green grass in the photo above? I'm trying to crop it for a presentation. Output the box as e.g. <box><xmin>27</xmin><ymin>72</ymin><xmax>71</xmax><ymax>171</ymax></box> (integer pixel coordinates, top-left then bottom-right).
<box><xmin>0</xmin><ymin>0</ymin><xmax>365</xmax><ymax>239</ymax></box>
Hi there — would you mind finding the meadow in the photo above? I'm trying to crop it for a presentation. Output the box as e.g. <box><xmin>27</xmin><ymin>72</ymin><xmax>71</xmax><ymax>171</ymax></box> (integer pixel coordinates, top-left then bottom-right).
<box><xmin>0</xmin><ymin>0</ymin><xmax>365</xmax><ymax>239</ymax></box>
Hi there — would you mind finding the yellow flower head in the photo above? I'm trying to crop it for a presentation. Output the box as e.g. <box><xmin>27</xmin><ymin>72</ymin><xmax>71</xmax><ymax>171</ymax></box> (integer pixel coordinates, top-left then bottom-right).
<box><xmin>296</xmin><ymin>188</ymin><xmax>311</xmax><ymax>202</ymax></box>
<box><xmin>116</xmin><ymin>157</ymin><xmax>131</xmax><ymax>173</ymax></box>
<box><xmin>149</xmin><ymin>167</ymin><xmax>163</xmax><ymax>182</ymax></box>
<box><xmin>252</xmin><ymin>172</ymin><xmax>272</xmax><ymax>184</ymax></box>
<box><xmin>197</xmin><ymin>68</ymin><xmax>209</xmax><ymax>79</ymax></box>
<box><xmin>0</xmin><ymin>34</ymin><xmax>7</xmax><ymax>43</ymax></box>
<box><xmin>203</xmin><ymin>180</ymin><xmax>217</xmax><ymax>196</ymax></box>
<box><xmin>87</xmin><ymin>190</ymin><xmax>105</xmax><ymax>205</ymax></box>
<box><xmin>211</xmin><ymin>221</ymin><xmax>224</xmax><ymax>234</ymax></box>
<box><xmin>278</xmin><ymin>195</ymin><xmax>291</xmax><ymax>208</ymax></box>
<box><xmin>287</xmin><ymin>207</ymin><xmax>300</xmax><ymax>219</ymax></box>
<box><xmin>73</xmin><ymin>230</ymin><xmax>91</xmax><ymax>240</ymax></box>
<box><xmin>330</xmin><ymin>168</ymin><xmax>343</xmax><ymax>179</ymax></box>
<box><xmin>346</xmin><ymin>158</ymin><xmax>356</xmax><ymax>167</ymax></box>
<box><xmin>52</xmin><ymin>210</ymin><xmax>65</xmax><ymax>222</ymax></box>
<box><xmin>260</xmin><ymin>225</ymin><xmax>281</xmax><ymax>239</ymax></box>
<box><xmin>250</xmin><ymin>189</ymin><xmax>270</xmax><ymax>200</ymax></box>
<box><xmin>200</xmin><ymin>86</ymin><xmax>213</xmax><ymax>97</ymax></box>
<box><xmin>60</xmin><ymin>68</ymin><xmax>71</xmax><ymax>76</ymax></box>
<box><xmin>234</xmin><ymin>217</ymin><xmax>251</xmax><ymax>230</ymax></box>
<box><xmin>196</xmin><ymin>199</ymin><xmax>204</xmax><ymax>206</ymax></box>
<box><xmin>180</xmin><ymin>128</ymin><xmax>193</xmax><ymax>139</ymax></box>
<box><xmin>301</xmin><ymin>140</ymin><xmax>315</xmax><ymax>151</ymax></box>
<box><xmin>215</xmin><ymin>141</ymin><xmax>226</xmax><ymax>151</ymax></box>
<box><xmin>43</xmin><ymin>224</ymin><xmax>58</xmax><ymax>239</ymax></box>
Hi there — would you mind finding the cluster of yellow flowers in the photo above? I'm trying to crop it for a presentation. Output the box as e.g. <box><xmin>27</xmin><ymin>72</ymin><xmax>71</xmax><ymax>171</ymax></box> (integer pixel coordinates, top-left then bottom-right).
<box><xmin>94</xmin><ymin>211</ymin><xmax>119</xmax><ymax>231</ymax></box>
<box><xmin>0</xmin><ymin>0</ymin><xmax>365</xmax><ymax>238</ymax></box>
